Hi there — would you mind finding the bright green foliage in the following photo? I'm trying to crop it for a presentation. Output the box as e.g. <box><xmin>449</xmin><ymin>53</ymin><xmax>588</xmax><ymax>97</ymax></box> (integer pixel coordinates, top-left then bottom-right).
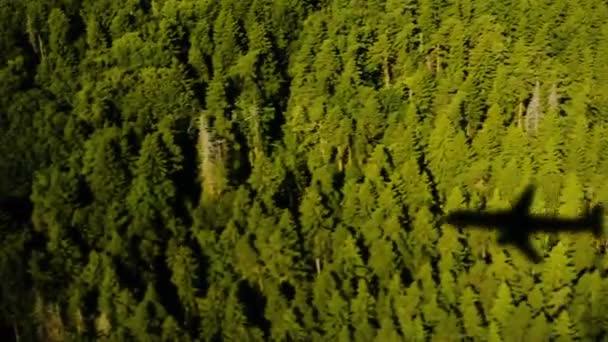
<box><xmin>129</xmin><ymin>284</ymin><xmax>169</xmax><ymax>341</ymax></box>
<box><xmin>534</xmin><ymin>107</ymin><xmax>566</xmax><ymax>210</ymax></box>
<box><xmin>350</xmin><ymin>279</ymin><xmax>376</xmax><ymax>341</ymax></box>
<box><xmin>560</xmin><ymin>172</ymin><xmax>596</xmax><ymax>270</ymax></box>
<box><xmin>490</xmin><ymin>282</ymin><xmax>515</xmax><ymax>338</ymax></box>
<box><xmin>409</xmin><ymin>206</ymin><xmax>439</xmax><ymax>262</ymax></box>
<box><xmin>527</xmin><ymin>313</ymin><xmax>551</xmax><ymax>342</ymax></box>
<box><xmin>552</xmin><ymin>310</ymin><xmax>579</xmax><ymax>342</ymax></box>
<box><xmin>543</xmin><ymin>241</ymin><xmax>575</xmax><ymax>292</ymax></box>
<box><xmin>437</xmin><ymin>187</ymin><xmax>465</xmax><ymax>305</ymax></box>
<box><xmin>166</xmin><ymin>240</ymin><xmax>199</xmax><ymax>313</ymax></box>
<box><xmin>426</xmin><ymin>97</ymin><xmax>471</xmax><ymax>199</ymax></box>
<box><xmin>459</xmin><ymin>286</ymin><xmax>485</xmax><ymax>340</ymax></box>
<box><xmin>373</xmin><ymin>316</ymin><xmax>400</xmax><ymax>342</ymax></box>
<box><xmin>472</xmin><ymin>103</ymin><xmax>504</xmax><ymax>172</ymax></box>
<box><xmin>506</xmin><ymin>302</ymin><xmax>533</xmax><ymax>341</ymax></box>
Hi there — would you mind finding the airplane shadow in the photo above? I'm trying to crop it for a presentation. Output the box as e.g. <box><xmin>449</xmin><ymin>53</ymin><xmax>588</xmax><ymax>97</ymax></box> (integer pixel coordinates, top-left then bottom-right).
<box><xmin>442</xmin><ymin>185</ymin><xmax>604</xmax><ymax>263</ymax></box>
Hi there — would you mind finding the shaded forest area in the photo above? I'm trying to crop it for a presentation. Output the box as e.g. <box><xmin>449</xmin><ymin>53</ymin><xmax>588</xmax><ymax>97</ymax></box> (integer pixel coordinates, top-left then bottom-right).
<box><xmin>2</xmin><ymin>0</ymin><xmax>608</xmax><ymax>340</ymax></box>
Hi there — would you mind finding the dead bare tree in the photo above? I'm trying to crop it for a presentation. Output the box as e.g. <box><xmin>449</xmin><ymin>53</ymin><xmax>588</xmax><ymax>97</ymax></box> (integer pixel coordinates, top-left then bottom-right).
<box><xmin>197</xmin><ymin>113</ymin><xmax>228</xmax><ymax>198</ymax></box>
<box><xmin>525</xmin><ymin>81</ymin><xmax>543</xmax><ymax>135</ymax></box>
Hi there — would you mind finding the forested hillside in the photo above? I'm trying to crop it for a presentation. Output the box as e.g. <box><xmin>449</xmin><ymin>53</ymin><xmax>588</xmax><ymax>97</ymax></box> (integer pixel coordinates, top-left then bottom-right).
<box><xmin>2</xmin><ymin>0</ymin><xmax>608</xmax><ymax>340</ymax></box>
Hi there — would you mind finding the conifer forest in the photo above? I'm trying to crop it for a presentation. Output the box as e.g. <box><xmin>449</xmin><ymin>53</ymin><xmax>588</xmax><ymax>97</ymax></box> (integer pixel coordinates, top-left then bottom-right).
<box><xmin>4</xmin><ymin>0</ymin><xmax>608</xmax><ymax>340</ymax></box>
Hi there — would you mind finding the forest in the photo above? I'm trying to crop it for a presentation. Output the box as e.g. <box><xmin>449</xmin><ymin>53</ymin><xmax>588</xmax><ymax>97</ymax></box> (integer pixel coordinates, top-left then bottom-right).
<box><xmin>2</xmin><ymin>0</ymin><xmax>608</xmax><ymax>340</ymax></box>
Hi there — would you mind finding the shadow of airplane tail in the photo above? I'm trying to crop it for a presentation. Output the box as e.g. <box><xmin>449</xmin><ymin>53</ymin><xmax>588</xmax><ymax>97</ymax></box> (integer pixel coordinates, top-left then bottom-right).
<box><xmin>590</xmin><ymin>204</ymin><xmax>604</xmax><ymax>238</ymax></box>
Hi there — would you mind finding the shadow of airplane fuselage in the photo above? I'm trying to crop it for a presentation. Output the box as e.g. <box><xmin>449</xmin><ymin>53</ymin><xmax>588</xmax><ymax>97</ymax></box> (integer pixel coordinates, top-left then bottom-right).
<box><xmin>443</xmin><ymin>185</ymin><xmax>604</xmax><ymax>263</ymax></box>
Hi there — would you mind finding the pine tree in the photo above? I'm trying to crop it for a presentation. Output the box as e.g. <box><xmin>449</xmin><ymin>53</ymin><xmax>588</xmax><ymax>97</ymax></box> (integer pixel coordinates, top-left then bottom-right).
<box><xmin>489</xmin><ymin>282</ymin><xmax>515</xmax><ymax>340</ymax></box>
<box><xmin>368</xmin><ymin>238</ymin><xmax>396</xmax><ymax>282</ymax></box>
<box><xmin>526</xmin><ymin>313</ymin><xmax>551</xmax><ymax>342</ymax></box>
<box><xmin>458</xmin><ymin>286</ymin><xmax>485</xmax><ymax>340</ymax></box>
<box><xmin>505</xmin><ymin>302</ymin><xmax>532</xmax><ymax>341</ymax></box>
<box><xmin>211</xmin><ymin>6</ymin><xmax>245</xmax><ymax>75</ymax></box>
<box><xmin>161</xmin><ymin>316</ymin><xmax>184</xmax><ymax>341</ymax></box>
<box><xmin>437</xmin><ymin>187</ymin><xmax>466</xmax><ymax>306</ymax></box>
<box><xmin>234</xmin><ymin>232</ymin><xmax>264</xmax><ymax>287</ymax></box>
<box><xmin>570</xmin><ymin>271</ymin><xmax>595</xmax><ymax>339</ymax></box>
<box><xmin>534</xmin><ymin>102</ymin><xmax>565</xmax><ymax>210</ymax></box>
<box><xmin>426</xmin><ymin>93</ymin><xmax>470</xmax><ymax>199</ymax></box>
<box><xmin>588</xmin><ymin>270</ymin><xmax>608</xmax><ymax>337</ymax></box>
<box><xmin>42</xmin><ymin>8</ymin><xmax>79</xmax><ymax>99</ymax></box>
<box><xmin>546</xmin><ymin>286</ymin><xmax>573</xmax><ymax>321</ymax></box>
<box><xmin>542</xmin><ymin>241</ymin><xmax>575</xmax><ymax>293</ymax></box>
<box><xmin>129</xmin><ymin>284</ymin><xmax>168</xmax><ymax>341</ymax></box>
<box><xmin>194</xmin><ymin>285</ymin><xmax>226</xmax><ymax>340</ymax></box>
<box><xmin>563</xmin><ymin>87</ymin><xmax>593</xmax><ymax>179</ymax></box>
<box><xmin>221</xmin><ymin>283</ymin><xmax>265</xmax><ymax>341</ymax></box>
<box><xmin>471</xmin><ymin>104</ymin><xmax>505</xmax><ymax>181</ymax></box>
<box><xmin>408</xmin><ymin>206</ymin><xmax>440</xmax><ymax>263</ymax></box>
<box><xmin>373</xmin><ymin>316</ymin><xmax>400</xmax><ymax>341</ymax></box>
<box><xmin>560</xmin><ymin>172</ymin><xmax>596</xmax><ymax>270</ymax></box>
<box><xmin>431</xmin><ymin>312</ymin><xmax>462</xmax><ymax>342</ymax></box>
<box><xmin>258</xmin><ymin>209</ymin><xmax>303</xmax><ymax>282</ymax></box>
<box><xmin>322</xmin><ymin>284</ymin><xmax>350</xmax><ymax>340</ymax></box>
<box><xmin>166</xmin><ymin>240</ymin><xmax>200</xmax><ymax>318</ymax></box>
<box><xmin>299</xmin><ymin>183</ymin><xmax>333</xmax><ymax>274</ymax></box>
<box><xmin>553</xmin><ymin>310</ymin><xmax>579</xmax><ymax>341</ymax></box>
<box><xmin>527</xmin><ymin>283</ymin><xmax>545</xmax><ymax>315</ymax></box>
<box><xmin>350</xmin><ymin>279</ymin><xmax>377</xmax><ymax>341</ymax></box>
<box><xmin>494</xmin><ymin>125</ymin><xmax>533</xmax><ymax>200</ymax></box>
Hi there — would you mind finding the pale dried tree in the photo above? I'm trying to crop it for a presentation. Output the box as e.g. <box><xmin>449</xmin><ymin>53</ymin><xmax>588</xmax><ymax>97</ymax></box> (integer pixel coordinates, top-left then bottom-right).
<box><xmin>525</xmin><ymin>81</ymin><xmax>543</xmax><ymax>135</ymax></box>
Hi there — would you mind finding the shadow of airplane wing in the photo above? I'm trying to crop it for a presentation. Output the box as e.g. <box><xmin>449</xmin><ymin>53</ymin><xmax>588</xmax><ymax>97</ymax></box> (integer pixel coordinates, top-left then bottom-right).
<box><xmin>512</xmin><ymin>184</ymin><xmax>535</xmax><ymax>214</ymax></box>
<box><xmin>442</xmin><ymin>211</ymin><xmax>504</xmax><ymax>229</ymax></box>
<box><xmin>513</xmin><ymin>238</ymin><xmax>543</xmax><ymax>263</ymax></box>
<box><xmin>531</xmin><ymin>204</ymin><xmax>604</xmax><ymax>236</ymax></box>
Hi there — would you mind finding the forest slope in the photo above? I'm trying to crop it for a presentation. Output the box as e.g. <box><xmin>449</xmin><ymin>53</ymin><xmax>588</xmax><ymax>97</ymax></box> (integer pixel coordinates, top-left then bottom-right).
<box><xmin>2</xmin><ymin>0</ymin><xmax>608</xmax><ymax>340</ymax></box>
